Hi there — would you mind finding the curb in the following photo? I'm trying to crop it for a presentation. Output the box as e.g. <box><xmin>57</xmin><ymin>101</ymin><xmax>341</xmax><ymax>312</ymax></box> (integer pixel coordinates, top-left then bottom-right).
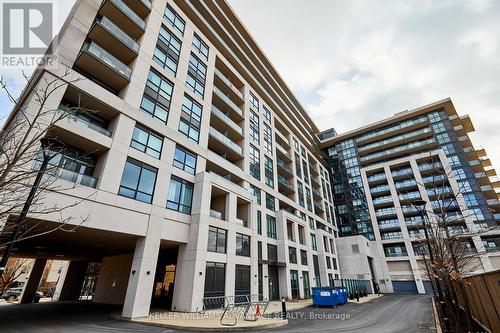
<box><xmin>111</xmin><ymin>313</ymin><xmax>288</xmax><ymax>331</ymax></box>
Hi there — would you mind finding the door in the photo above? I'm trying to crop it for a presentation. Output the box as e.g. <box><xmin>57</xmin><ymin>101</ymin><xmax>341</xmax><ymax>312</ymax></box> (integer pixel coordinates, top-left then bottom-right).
<box><xmin>302</xmin><ymin>271</ymin><xmax>311</xmax><ymax>298</ymax></box>
<box><xmin>268</xmin><ymin>266</ymin><xmax>280</xmax><ymax>301</ymax></box>
<box><xmin>392</xmin><ymin>280</ymin><xmax>418</xmax><ymax>293</ymax></box>
<box><xmin>204</xmin><ymin>262</ymin><xmax>226</xmax><ymax>309</ymax></box>
<box><xmin>290</xmin><ymin>270</ymin><xmax>299</xmax><ymax>299</ymax></box>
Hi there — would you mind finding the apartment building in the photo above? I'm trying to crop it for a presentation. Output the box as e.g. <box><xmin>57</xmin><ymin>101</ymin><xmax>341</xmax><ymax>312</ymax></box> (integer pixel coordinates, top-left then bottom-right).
<box><xmin>319</xmin><ymin>99</ymin><xmax>500</xmax><ymax>293</ymax></box>
<box><xmin>2</xmin><ymin>0</ymin><xmax>339</xmax><ymax>318</ymax></box>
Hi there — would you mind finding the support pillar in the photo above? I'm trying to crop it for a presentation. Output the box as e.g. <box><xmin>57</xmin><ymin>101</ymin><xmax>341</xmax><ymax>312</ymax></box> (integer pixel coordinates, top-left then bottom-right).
<box><xmin>122</xmin><ymin>218</ymin><xmax>161</xmax><ymax>319</ymax></box>
<box><xmin>59</xmin><ymin>261</ymin><xmax>88</xmax><ymax>301</ymax></box>
<box><xmin>20</xmin><ymin>258</ymin><xmax>47</xmax><ymax>303</ymax></box>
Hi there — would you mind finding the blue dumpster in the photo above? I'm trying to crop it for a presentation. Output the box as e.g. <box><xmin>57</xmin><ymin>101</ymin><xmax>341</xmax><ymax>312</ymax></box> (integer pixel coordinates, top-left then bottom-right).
<box><xmin>338</xmin><ymin>288</ymin><xmax>348</xmax><ymax>304</ymax></box>
<box><xmin>312</xmin><ymin>287</ymin><xmax>339</xmax><ymax>307</ymax></box>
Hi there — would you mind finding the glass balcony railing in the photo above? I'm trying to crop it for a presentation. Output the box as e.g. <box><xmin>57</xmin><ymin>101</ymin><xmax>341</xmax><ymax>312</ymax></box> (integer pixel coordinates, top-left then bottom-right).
<box><xmin>97</xmin><ymin>16</ymin><xmax>139</xmax><ymax>52</ymax></box>
<box><xmin>59</xmin><ymin>108</ymin><xmax>111</xmax><ymax>137</ymax></box>
<box><xmin>378</xmin><ymin>222</ymin><xmax>401</xmax><ymax>230</ymax></box>
<box><xmin>211</xmin><ymin>106</ymin><xmax>243</xmax><ymax>136</ymax></box>
<box><xmin>311</xmin><ymin>187</ymin><xmax>322</xmax><ymax>197</ymax></box>
<box><xmin>313</xmin><ymin>201</ymin><xmax>324</xmax><ymax>211</ymax></box>
<box><xmin>356</xmin><ymin>117</ymin><xmax>428</xmax><ymax>143</ymax></box>
<box><xmin>371</xmin><ymin>185</ymin><xmax>390</xmax><ymax>193</ymax></box>
<box><xmin>213</xmin><ymin>86</ymin><xmax>244</xmax><ymax>118</ymax></box>
<box><xmin>109</xmin><ymin>0</ymin><xmax>146</xmax><ymax>30</ymax></box>
<box><xmin>392</xmin><ymin>168</ymin><xmax>413</xmax><ymax>178</ymax></box>
<box><xmin>276</xmin><ymin>142</ymin><xmax>292</xmax><ymax>160</ymax></box>
<box><xmin>372</xmin><ymin>196</ymin><xmax>393</xmax><ymax>205</ymax></box>
<box><xmin>214</xmin><ymin>68</ymin><xmax>244</xmax><ymax>100</ymax></box>
<box><xmin>360</xmin><ymin>138</ymin><xmax>436</xmax><ymax>162</ymax></box>
<box><xmin>375</xmin><ymin>209</ymin><xmax>397</xmax><ymax>217</ymax></box>
<box><xmin>209</xmin><ymin>126</ymin><xmax>243</xmax><ymax>156</ymax></box>
<box><xmin>82</xmin><ymin>41</ymin><xmax>132</xmax><ymax>79</ymax></box>
<box><xmin>278</xmin><ymin>175</ymin><xmax>294</xmax><ymax>190</ymax></box>
<box><xmin>367</xmin><ymin>173</ymin><xmax>386</xmax><ymax>183</ymax></box>
<box><xmin>277</xmin><ymin>158</ymin><xmax>293</xmax><ymax>174</ymax></box>
<box><xmin>358</xmin><ymin>128</ymin><xmax>431</xmax><ymax>152</ymax></box>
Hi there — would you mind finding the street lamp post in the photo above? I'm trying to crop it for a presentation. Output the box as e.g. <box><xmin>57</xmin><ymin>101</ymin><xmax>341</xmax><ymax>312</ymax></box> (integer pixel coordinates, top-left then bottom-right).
<box><xmin>0</xmin><ymin>139</ymin><xmax>52</xmax><ymax>273</ymax></box>
<box><xmin>410</xmin><ymin>199</ymin><xmax>452</xmax><ymax>333</ymax></box>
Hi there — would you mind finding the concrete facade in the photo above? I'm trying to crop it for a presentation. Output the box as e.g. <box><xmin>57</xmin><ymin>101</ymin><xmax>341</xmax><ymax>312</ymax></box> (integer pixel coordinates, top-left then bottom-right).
<box><xmin>1</xmin><ymin>0</ymin><xmax>339</xmax><ymax>318</ymax></box>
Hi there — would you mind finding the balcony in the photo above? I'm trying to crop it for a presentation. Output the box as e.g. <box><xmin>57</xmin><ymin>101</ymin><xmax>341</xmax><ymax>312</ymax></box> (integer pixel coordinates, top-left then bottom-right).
<box><xmin>367</xmin><ymin>173</ymin><xmax>386</xmax><ymax>184</ymax></box>
<box><xmin>313</xmin><ymin>200</ymin><xmax>324</xmax><ymax>212</ymax></box>
<box><xmin>99</xmin><ymin>0</ymin><xmax>146</xmax><ymax>39</ymax></box>
<box><xmin>212</xmin><ymin>86</ymin><xmax>244</xmax><ymax>119</ymax></box>
<box><xmin>311</xmin><ymin>176</ymin><xmax>321</xmax><ymax>188</ymax></box>
<box><xmin>275</xmin><ymin>128</ymin><xmax>290</xmax><ymax>148</ymax></box>
<box><xmin>208</xmin><ymin>126</ymin><xmax>244</xmax><ymax>162</ymax></box>
<box><xmin>378</xmin><ymin>222</ymin><xmax>401</xmax><ymax>231</ymax></box>
<box><xmin>52</xmin><ymin>167</ymin><xmax>98</xmax><ymax>188</ymax></box>
<box><xmin>375</xmin><ymin>208</ymin><xmax>397</xmax><ymax>218</ymax></box>
<box><xmin>370</xmin><ymin>185</ymin><xmax>390</xmax><ymax>195</ymax></box>
<box><xmin>358</xmin><ymin>128</ymin><xmax>432</xmax><ymax>155</ymax></box>
<box><xmin>276</xmin><ymin>142</ymin><xmax>292</xmax><ymax>162</ymax></box>
<box><xmin>210</xmin><ymin>106</ymin><xmax>243</xmax><ymax>138</ymax></box>
<box><xmin>122</xmin><ymin>0</ymin><xmax>151</xmax><ymax>18</ymax></box>
<box><xmin>360</xmin><ymin>138</ymin><xmax>437</xmax><ymax>164</ymax></box>
<box><xmin>372</xmin><ymin>196</ymin><xmax>394</xmax><ymax>206</ymax></box>
<box><xmin>88</xmin><ymin>16</ymin><xmax>139</xmax><ymax>64</ymax></box>
<box><xmin>394</xmin><ymin>179</ymin><xmax>418</xmax><ymax>190</ymax></box>
<box><xmin>277</xmin><ymin>158</ymin><xmax>293</xmax><ymax>177</ymax></box>
<box><xmin>75</xmin><ymin>41</ymin><xmax>131</xmax><ymax>92</ymax></box>
<box><xmin>278</xmin><ymin>175</ymin><xmax>294</xmax><ymax>194</ymax></box>
<box><xmin>312</xmin><ymin>187</ymin><xmax>322</xmax><ymax>198</ymax></box>
<box><xmin>59</xmin><ymin>108</ymin><xmax>111</xmax><ymax>137</ymax></box>
<box><xmin>213</xmin><ymin>68</ymin><xmax>244</xmax><ymax>102</ymax></box>
<box><xmin>356</xmin><ymin>117</ymin><xmax>428</xmax><ymax>145</ymax></box>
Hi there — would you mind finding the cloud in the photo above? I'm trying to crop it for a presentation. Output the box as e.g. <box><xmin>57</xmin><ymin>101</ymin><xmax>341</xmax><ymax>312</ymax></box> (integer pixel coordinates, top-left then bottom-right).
<box><xmin>228</xmin><ymin>0</ymin><xmax>500</xmax><ymax>171</ymax></box>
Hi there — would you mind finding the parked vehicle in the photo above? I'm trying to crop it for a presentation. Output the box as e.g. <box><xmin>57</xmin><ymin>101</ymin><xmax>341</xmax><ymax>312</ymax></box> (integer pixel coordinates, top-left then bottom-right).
<box><xmin>2</xmin><ymin>287</ymin><xmax>23</xmax><ymax>302</ymax></box>
<box><xmin>2</xmin><ymin>288</ymin><xmax>44</xmax><ymax>302</ymax></box>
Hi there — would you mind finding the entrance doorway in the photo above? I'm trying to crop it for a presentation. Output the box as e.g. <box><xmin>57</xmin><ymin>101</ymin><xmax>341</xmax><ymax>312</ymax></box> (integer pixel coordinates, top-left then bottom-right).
<box><xmin>151</xmin><ymin>248</ymin><xmax>178</xmax><ymax>310</ymax></box>
<box><xmin>268</xmin><ymin>266</ymin><xmax>280</xmax><ymax>300</ymax></box>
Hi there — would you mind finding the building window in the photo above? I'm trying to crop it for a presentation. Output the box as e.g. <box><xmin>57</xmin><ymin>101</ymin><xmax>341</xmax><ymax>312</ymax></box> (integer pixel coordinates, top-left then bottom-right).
<box><xmin>236</xmin><ymin>233</ymin><xmax>251</xmax><ymax>257</ymax></box>
<box><xmin>131</xmin><ymin>125</ymin><xmax>163</xmax><ymax>159</ymax></box>
<box><xmin>263</xmin><ymin>123</ymin><xmax>272</xmax><ymax>155</ymax></box>
<box><xmin>267</xmin><ymin>244</ymin><xmax>278</xmax><ymax>262</ymax></box>
<box><xmin>288</xmin><ymin>246</ymin><xmax>297</xmax><ymax>264</ymax></box>
<box><xmin>249</xmin><ymin>145</ymin><xmax>261</xmax><ymax>180</ymax></box>
<box><xmin>266</xmin><ymin>193</ymin><xmax>275</xmax><ymax>211</ymax></box>
<box><xmin>300</xmin><ymin>249</ymin><xmax>308</xmax><ymax>265</ymax></box>
<box><xmin>249</xmin><ymin>91</ymin><xmax>259</xmax><ymax>110</ymax></box>
<box><xmin>267</xmin><ymin>215</ymin><xmax>277</xmax><ymax>239</ymax></box>
<box><xmin>186</xmin><ymin>53</ymin><xmax>206</xmax><ymax>99</ymax></box>
<box><xmin>294</xmin><ymin>153</ymin><xmax>302</xmax><ymax>179</ymax></box>
<box><xmin>167</xmin><ymin>176</ymin><xmax>194</xmax><ymax>214</ymax></box>
<box><xmin>263</xmin><ymin>106</ymin><xmax>271</xmax><ymax>123</ymax></box>
<box><xmin>305</xmin><ymin>187</ymin><xmax>312</xmax><ymax>212</ymax></box>
<box><xmin>326</xmin><ymin>257</ymin><xmax>331</xmax><ymax>269</ymax></box>
<box><xmin>257</xmin><ymin>211</ymin><xmax>262</xmax><ymax>235</ymax></box>
<box><xmin>192</xmin><ymin>32</ymin><xmax>209</xmax><ymax>60</ymax></box>
<box><xmin>249</xmin><ymin>185</ymin><xmax>261</xmax><ymax>205</ymax></box>
<box><xmin>264</xmin><ymin>156</ymin><xmax>274</xmax><ymax>188</ymax></box>
<box><xmin>297</xmin><ymin>182</ymin><xmax>304</xmax><ymax>207</ymax></box>
<box><xmin>207</xmin><ymin>226</ymin><xmax>227</xmax><ymax>253</ymax></box>
<box><xmin>173</xmin><ymin>145</ymin><xmax>197</xmax><ymax>174</ymax></box>
<box><xmin>235</xmin><ymin>265</ymin><xmax>251</xmax><ymax>298</ymax></box>
<box><xmin>141</xmin><ymin>69</ymin><xmax>173</xmax><ymax>123</ymax></box>
<box><xmin>310</xmin><ymin>234</ymin><xmax>317</xmax><ymax>251</ymax></box>
<box><xmin>179</xmin><ymin>94</ymin><xmax>202</xmax><ymax>142</ymax></box>
<box><xmin>204</xmin><ymin>262</ymin><xmax>225</xmax><ymax>299</ymax></box>
<box><xmin>119</xmin><ymin>158</ymin><xmax>157</xmax><ymax>204</ymax></box>
<box><xmin>154</xmin><ymin>26</ymin><xmax>182</xmax><ymax>76</ymax></box>
<box><xmin>302</xmin><ymin>160</ymin><xmax>309</xmax><ymax>184</ymax></box>
<box><xmin>164</xmin><ymin>4</ymin><xmax>185</xmax><ymax>35</ymax></box>
<box><xmin>249</xmin><ymin>110</ymin><xmax>260</xmax><ymax>144</ymax></box>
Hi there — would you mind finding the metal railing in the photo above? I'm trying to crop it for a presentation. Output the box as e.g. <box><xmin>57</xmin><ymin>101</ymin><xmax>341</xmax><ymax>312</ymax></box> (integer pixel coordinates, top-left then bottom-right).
<box><xmin>201</xmin><ymin>294</ymin><xmax>269</xmax><ymax>326</ymax></box>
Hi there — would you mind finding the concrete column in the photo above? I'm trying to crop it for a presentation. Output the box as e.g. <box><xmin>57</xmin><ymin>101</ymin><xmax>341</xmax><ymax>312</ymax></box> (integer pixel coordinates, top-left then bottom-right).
<box><xmin>122</xmin><ymin>218</ymin><xmax>161</xmax><ymax>319</ymax></box>
<box><xmin>20</xmin><ymin>258</ymin><xmax>47</xmax><ymax>304</ymax></box>
<box><xmin>59</xmin><ymin>261</ymin><xmax>88</xmax><ymax>301</ymax></box>
<box><xmin>52</xmin><ymin>262</ymin><xmax>70</xmax><ymax>301</ymax></box>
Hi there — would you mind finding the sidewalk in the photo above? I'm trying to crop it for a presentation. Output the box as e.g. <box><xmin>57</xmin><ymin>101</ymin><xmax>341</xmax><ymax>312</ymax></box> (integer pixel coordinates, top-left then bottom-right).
<box><xmin>115</xmin><ymin>295</ymin><xmax>382</xmax><ymax>331</ymax></box>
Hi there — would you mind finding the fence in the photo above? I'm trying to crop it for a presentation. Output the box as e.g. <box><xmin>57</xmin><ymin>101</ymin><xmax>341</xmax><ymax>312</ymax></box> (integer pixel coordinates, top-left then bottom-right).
<box><xmin>201</xmin><ymin>294</ymin><xmax>269</xmax><ymax>326</ymax></box>
<box><xmin>452</xmin><ymin>269</ymin><xmax>500</xmax><ymax>333</ymax></box>
<box><xmin>333</xmin><ymin>279</ymin><xmax>372</xmax><ymax>295</ymax></box>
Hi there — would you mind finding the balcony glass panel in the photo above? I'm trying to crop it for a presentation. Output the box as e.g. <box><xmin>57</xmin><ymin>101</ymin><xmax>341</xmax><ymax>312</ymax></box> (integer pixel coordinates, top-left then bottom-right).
<box><xmin>110</xmin><ymin>0</ymin><xmax>146</xmax><ymax>30</ymax></box>
<box><xmin>209</xmin><ymin>126</ymin><xmax>243</xmax><ymax>155</ymax></box>
<box><xmin>97</xmin><ymin>16</ymin><xmax>139</xmax><ymax>52</ymax></box>
<box><xmin>82</xmin><ymin>41</ymin><xmax>132</xmax><ymax>79</ymax></box>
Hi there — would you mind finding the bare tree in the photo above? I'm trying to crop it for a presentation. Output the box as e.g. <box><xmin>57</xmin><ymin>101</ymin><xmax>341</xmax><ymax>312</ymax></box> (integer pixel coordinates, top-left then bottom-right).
<box><xmin>0</xmin><ymin>257</ymin><xmax>32</xmax><ymax>294</ymax></box>
<box><xmin>0</xmin><ymin>67</ymin><xmax>94</xmax><ymax>254</ymax></box>
<box><xmin>398</xmin><ymin>153</ymin><xmax>498</xmax><ymax>332</ymax></box>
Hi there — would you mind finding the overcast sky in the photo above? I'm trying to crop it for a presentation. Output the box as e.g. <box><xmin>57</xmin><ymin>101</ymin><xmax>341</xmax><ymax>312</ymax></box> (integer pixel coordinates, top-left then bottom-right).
<box><xmin>1</xmin><ymin>0</ymin><xmax>499</xmax><ymax>169</ymax></box>
<box><xmin>227</xmin><ymin>0</ymin><xmax>500</xmax><ymax>170</ymax></box>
